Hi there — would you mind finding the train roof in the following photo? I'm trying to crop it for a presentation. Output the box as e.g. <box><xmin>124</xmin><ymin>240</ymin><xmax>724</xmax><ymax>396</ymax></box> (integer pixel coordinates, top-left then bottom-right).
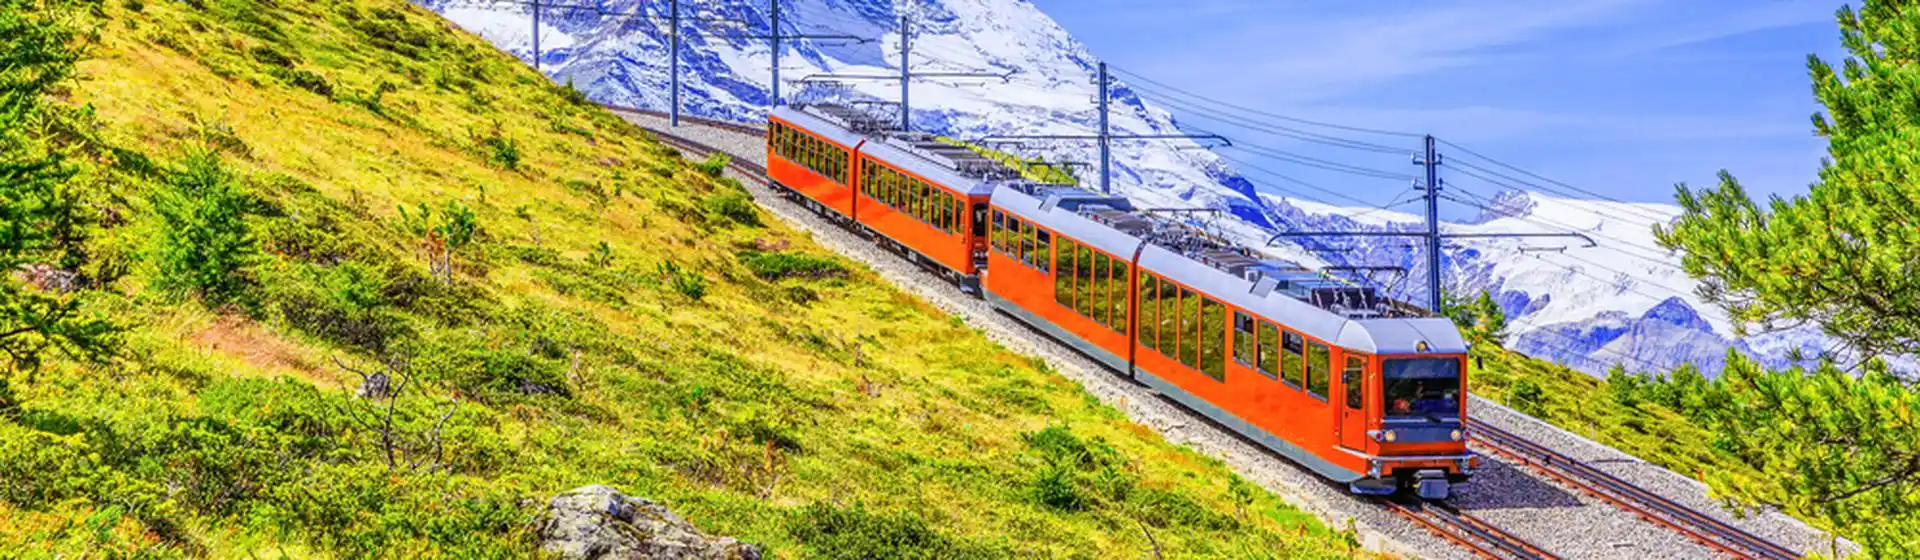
<box><xmin>991</xmin><ymin>184</ymin><xmax>1465</xmax><ymax>355</ymax></box>
<box><xmin>776</xmin><ymin>103</ymin><xmax>1058</xmax><ymax>197</ymax></box>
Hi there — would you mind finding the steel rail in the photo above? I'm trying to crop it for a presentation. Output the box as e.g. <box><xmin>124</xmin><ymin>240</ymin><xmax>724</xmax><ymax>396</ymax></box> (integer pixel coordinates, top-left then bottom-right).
<box><xmin>1381</xmin><ymin>498</ymin><xmax>1558</xmax><ymax>560</ymax></box>
<box><xmin>1470</xmin><ymin>421</ymin><xmax>1799</xmax><ymax>560</ymax></box>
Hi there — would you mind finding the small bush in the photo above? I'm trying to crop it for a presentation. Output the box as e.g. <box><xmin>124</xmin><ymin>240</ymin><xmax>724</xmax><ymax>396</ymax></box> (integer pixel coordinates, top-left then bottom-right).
<box><xmin>692</xmin><ymin>153</ymin><xmax>729</xmax><ymax>177</ymax></box>
<box><xmin>656</xmin><ymin>261</ymin><xmax>705</xmax><ymax>301</ymax></box>
<box><xmin>700</xmin><ymin>192</ymin><xmax>761</xmax><ymax>227</ymax></box>
<box><xmin>1031</xmin><ymin>464</ymin><xmax>1085</xmax><ymax>511</ymax></box>
<box><xmin>258</xmin><ymin>261</ymin><xmax>405</xmax><ymax>352</ymax></box>
<box><xmin>249</xmin><ymin>45</ymin><xmax>295</xmax><ymax>68</ymax></box>
<box><xmin>481</xmin><ymin>132</ymin><xmax>520</xmax><ymax>170</ymax></box>
<box><xmin>1509</xmin><ymin>379</ymin><xmax>1546</xmax><ymax>417</ymax></box>
<box><xmin>737</xmin><ymin>251</ymin><xmax>846</xmax><ymax>281</ymax></box>
<box><xmin>150</xmin><ymin>151</ymin><xmax>257</xmax><ymax>304</ymax></box>
<box><xmin>280</xmin><ymin>68</ymin><xmax>332</xmax><ymax>96</ymax></box>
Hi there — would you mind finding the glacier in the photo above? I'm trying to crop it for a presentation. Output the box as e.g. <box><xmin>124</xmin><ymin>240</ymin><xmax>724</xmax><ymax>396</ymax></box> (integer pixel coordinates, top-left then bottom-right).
<box><xmin>414</xmin><ymin>0</ymin><xmax>1829</xmax><ymax>377</ymax></box>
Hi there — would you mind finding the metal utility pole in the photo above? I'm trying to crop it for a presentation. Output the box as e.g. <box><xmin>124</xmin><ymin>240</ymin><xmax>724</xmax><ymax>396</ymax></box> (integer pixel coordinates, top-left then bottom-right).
<box><xmin>1265</xmin><ymin>138</ymin><xmax>1595</xmax><ymax>314</ymax></box>
<box><xmin>770</xmin><ymin>0</ymin><xmax>780</xmax><ymax>104</ymax></box>
<box><xmin>1098</xmin><ymin>62</ymin><xmax>1111</xmax><ymax>195</ymax></box>
<box><xmin>1420</xmin><ymin>135</ymin><xmax>1442</xmax><ymax>311</ymax></box>
<box><xmin>531</xmin><ymin>0</ymin><xmax>541</xmax><ymax>72</ymax></box>
<box><xmin>899</xmin><ymin>14</ymin><xmax>911</xmax><ymax>130</ymax></box>
<box><xmin>670</xmin><ymin>0</ymin><xmax>681</xmax><ymax>127</ymax></box>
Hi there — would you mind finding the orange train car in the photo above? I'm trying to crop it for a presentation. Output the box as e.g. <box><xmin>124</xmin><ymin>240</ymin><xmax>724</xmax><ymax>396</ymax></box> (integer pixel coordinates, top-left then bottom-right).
<box><xmin>854</xmin><ymin>133</ymin><xmax>996</xmax><ymax>291</ymax></box>
<box><xmin>986</xmin><ymin>184</ymin><xmax>1475</xmax><ymax>499</ymax></box>
<box><xmin>767</xmin><ymin>105</ymin><xmax>864</xmax><ymax>222</ymax></box>
<box><xmin>769</xmin><ymin>105</ymin><xmax>995</xmax><ymax>290</ymax></box>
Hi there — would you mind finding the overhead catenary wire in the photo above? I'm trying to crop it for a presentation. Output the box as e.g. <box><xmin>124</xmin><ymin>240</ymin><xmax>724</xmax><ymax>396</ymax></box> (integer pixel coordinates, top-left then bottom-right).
<box><xmin>1108</xmin><ymin>64</ymin><xmax>1424</xmax><ymax>139</ymax></box>
<box><xmin>1443</xmin><ymin>167</ymin><xmax>1689</xmax><ymax>273</ymax></box>
<box><xmin>1121</xmin><ymin>82</ymin><xmax>1414</xmax><ymax>155</ymax></box>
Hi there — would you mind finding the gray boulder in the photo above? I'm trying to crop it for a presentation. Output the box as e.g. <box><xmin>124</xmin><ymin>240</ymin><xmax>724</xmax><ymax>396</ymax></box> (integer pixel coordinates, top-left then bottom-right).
<box><xmin>537</xmin><ymin>485</ymin><xmax>762</xmax><ymax>560</ymax></box>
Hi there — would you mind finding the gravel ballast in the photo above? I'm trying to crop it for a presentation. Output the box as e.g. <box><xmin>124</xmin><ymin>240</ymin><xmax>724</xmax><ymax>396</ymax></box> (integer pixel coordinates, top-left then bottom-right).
<box><xmin>618</xmin><ymin>113</ymin><xmax>1848</xmax><ymax>559</ymax></box>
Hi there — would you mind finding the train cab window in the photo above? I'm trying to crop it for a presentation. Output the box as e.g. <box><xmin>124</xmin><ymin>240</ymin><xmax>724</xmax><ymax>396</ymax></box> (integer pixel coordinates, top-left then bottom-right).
<box><xmin>1035</xmin><ymin>230</ymin><xmax>1052</xmax><ymax>273</ymax></box>
<box><xmin>1176</xmin><ymin>288</ymin><xmax>1199</xmax><ymax>368</ymax></box>
<box><xmin>1383</xmin><ymin>358</ymin><xmax>1462</xmax><ymax>421</ymax></box>
<box><xmin>1281</xmin><ymin>331</ymin><xmax>1304</xmax><ymax>388</ymax></box>
<box><xmin>1306</xmin><ymin>342</ymin><xmax>1331</xmax><ymax>401</ymax></box>
<box><xmin>1054</xmin><ymin>238</ymin><xmax>1074</xmax><ymax>307</ymax></box>
<box><xmin>1232</xmin><ymin>312</ymin><xmax>1255</xmax><ymax>367</ymax></box>
<box><xmin>1108</xmin><ymin>258</ymin><xmax>1128</xmax><ymax>333</ymax></box>
<box><xmin>973</xmin><ymin>203</ymin><xmax>988</xmax><ymax>237</ymax></box>
<box><xmin>1199</xmin><ymin>298</ymin><xmax>1225</xmax><ymax>381</ymax></box>
<box><xmin>1344</xmin><ymin>356</ymin><xmax>1366</xmax><ymax>410</ymax></box>
<box><xmin>1139</xmin><ymin>274</ymin><xmax>1160</xmax><ymax>350</ymax></box>
<box><xmin>1256</xmin><ymin>321</ymin><xmax>1279</xmax><ymax>379</ymax></box>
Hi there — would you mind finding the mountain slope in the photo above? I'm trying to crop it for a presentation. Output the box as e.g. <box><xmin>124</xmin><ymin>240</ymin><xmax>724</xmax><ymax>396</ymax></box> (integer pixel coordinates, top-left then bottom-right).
<box><xmin>419</xmin><ymin>0</ymin><xmax>1829</xmax><ymax>377</ymax></box>
<box><xmin>0</xmin><ymin>1</ymin><xmax>1358</xmax><ymax>556</ymax></box>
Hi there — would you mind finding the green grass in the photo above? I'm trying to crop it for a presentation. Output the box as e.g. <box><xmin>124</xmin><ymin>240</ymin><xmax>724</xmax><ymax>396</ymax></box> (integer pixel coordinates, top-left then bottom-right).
<box><xmin>0</xmin><ymin>0</ymin><xmax>1373</xmax><ymax>557</ymax></box>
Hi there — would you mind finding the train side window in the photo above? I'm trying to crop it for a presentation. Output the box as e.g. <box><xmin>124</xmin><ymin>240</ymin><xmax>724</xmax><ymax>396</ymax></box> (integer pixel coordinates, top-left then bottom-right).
<box><xmin>1232</xmin><ymin>312</ymin><xmax>1255</xmax><ymax>367</ymax></box>
<box><xmin>1073</xmin><ymin>244</ymin><xmax>1095</xmax><ymax>319</ymax></box>
<box><xmin>1344</xmin><ymin>356</ymin><xmax>1366</xmax><ymax>409</ymax></box>
<box><xmin>1054</xmin><ymin>238</ymin><xmax>1074</xmax><ymax>308</ymax></box>
<box><xmin>1091</xmin><ymin>251</ymin><xmax>1111</xmax><ymax>325</ymax></box>
<box><xmin>936</xmin><ymin>193</ymin><xmax>949</xmax><ymax>231</ymax></box>
<box><xmin>1177</xmin><ymin>288</ymin><xmax>1199</xmax><ymax>367</ymax></box>
<box><xmin>1257</xmin><ymin>321</ymin><xmax>1279</xmax><ymax>379</ymax></box>
<box><xmin>1036</xmin><ymin>230</ymin><xmax>1052</xmax><ymax>273</ymax></box>
<box><xmin>998</xmin><ymin>210</ymin><xmax>1013</xmax><ymax>251</ymax></box>
<box><xmin>1306</xmin><ymin>342</ymin><xmax>1331</xmax><ymax>401</ymax></box>
<box><xmin>1200</xmin><ymin>298</ymin><xmax>1226</xmax><ymax>381</ymax></box>
<box><xmin>1282</xmin><ymin>331</ymin><xmax>1304</xmax><ymax>388</ymax></box>
<box><xmin>973</xmin><ymin>203</ymin><xmax>987</xmax><ymax>237</ymax></box>
<box><xmin>947</xmin><ymin>195</ymin><xmax>960</xmax><ymax>232</ymax></box>
<box><xmin>1108</xmin><ymin>257</ymin><xmax>1128</xmax><ymax>333</ymax></box>
<box><xmin>1139</xmin><ymin>273</ymin><xmax>1159</xmax><ymax>350</ymax></box>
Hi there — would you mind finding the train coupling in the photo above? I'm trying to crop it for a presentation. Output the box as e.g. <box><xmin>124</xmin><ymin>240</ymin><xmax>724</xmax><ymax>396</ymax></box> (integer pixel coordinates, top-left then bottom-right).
<box><xmin>1414</xmin><ymin>470</ymin><xmax>1452</xmax><ymax>500</ymax></box>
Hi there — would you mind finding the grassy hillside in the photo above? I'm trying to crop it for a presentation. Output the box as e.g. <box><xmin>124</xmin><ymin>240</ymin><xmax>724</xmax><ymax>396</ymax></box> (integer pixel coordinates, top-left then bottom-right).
<box><xmin>1466</xmin><ymin>346</ymin><xmax>1755</xmax><ymax>485</ymax></box>
<box><xmin>0</xmin><ymin>0</ymin><xmax>1366</xmax><ymax>557</ymax></box>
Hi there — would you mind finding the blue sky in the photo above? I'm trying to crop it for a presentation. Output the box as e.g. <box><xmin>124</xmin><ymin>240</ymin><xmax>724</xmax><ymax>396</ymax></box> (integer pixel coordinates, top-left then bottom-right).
<box><xmin>1029</xmin><ymin>0</ymin><xmax>1849</xmax><ymax>215</ymax></box>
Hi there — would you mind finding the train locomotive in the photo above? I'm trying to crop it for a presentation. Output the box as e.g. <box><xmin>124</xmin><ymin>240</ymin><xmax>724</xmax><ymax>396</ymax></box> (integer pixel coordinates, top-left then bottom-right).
<box><xmin>765</xmin><ymin>103</ymin><xmax>1477</xmax><ymax>500</ymax></box>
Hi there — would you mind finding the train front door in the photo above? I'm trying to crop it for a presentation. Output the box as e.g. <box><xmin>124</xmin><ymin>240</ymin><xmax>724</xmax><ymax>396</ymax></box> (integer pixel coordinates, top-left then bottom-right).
<box><xmin>1338</xmin><ymin>355</ymin><xmax>1368</xmax><ymax>450</ymax></box>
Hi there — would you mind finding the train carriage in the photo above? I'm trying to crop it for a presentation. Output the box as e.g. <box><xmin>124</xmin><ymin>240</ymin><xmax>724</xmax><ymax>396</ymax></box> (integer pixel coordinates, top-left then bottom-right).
<box><xmin>985</xmin><ymin>186</ymin><xmax>1143</xmax><ymax>372</ymax></box>
<box><xmin>984</xmin><ymin>183</ymin><xmax>1475</xmax><ymax>499</ymax></box>
<box><xmin>855</xmin><ymin>134</ymin><xmax>997</xmax><ymax>288</ymax></box>
<box><xmin>767</xmin><ymin>106</ymin><xmax>865</xmax><ymax>221</ymax></box>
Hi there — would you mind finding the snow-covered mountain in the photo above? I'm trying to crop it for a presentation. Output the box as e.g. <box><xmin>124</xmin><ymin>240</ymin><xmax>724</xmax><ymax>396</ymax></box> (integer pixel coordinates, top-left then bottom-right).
<box><xmin>416</xmin><ymin>0</ymin><xmax>1826</xmax><ymax>377</ymax></box>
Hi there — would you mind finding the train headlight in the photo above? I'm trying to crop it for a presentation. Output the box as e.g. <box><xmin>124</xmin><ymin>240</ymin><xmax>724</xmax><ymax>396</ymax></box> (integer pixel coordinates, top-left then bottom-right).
<box><xmin>1451</xmin><ymin>429</ymin><xmax>1463</xmax><ymax>441</ymax></box>
<box><xmin>1383</xmin><ymin>430</ymin><xmax>1397</xmax><ymax>442</ymax></box>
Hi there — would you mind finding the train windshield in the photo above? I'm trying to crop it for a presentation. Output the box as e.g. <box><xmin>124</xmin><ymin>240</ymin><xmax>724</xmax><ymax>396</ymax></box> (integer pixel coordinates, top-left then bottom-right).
<box><xmin>1382</xmin><ymin>358</ymin><xmax>1462</xmax><ymax>422</ymax></box>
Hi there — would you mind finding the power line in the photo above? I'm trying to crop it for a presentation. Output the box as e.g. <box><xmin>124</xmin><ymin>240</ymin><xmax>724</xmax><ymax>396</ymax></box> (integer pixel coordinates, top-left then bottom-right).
<box><xmin>1224</xmin><ymin>143</ymin><xmax>1415</xmax><ymax>181</ymax></box>
<box><xmin>1108</xmin><ymin>64</ymin><xmax>1423</xmax><ymax>139</ymax></box>
<box><xmin>1121</xmin><ymin>82</ymin><xmax>1413</xmax><ymax>154</ymax></box>
<box><xmin>1436</xmin><ymin>137</ymin><xmax>1678</xmax><ymax>223</ymax></box>
<box><xmin>1443</xmin><ymin>167</ymin><xmax>1688</xmax><ymax>273</ymax></box>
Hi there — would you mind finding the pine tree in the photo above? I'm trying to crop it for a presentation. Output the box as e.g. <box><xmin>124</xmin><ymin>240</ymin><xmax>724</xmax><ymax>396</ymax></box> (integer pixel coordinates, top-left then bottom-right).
<box><xmin>1652</xmin><ymin>2</ymin><xmax>1920</xmax><ymax>554</ymax></box>
<box><xmin>0</xmin><ymin>0</ymin><xmax>115</xmax><ymax>373</ymax></box>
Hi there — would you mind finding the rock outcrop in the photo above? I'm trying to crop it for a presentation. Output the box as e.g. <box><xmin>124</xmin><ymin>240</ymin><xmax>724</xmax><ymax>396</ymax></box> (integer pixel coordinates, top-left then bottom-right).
<box><xmin>537</xmin><ymin>485</ymin><xmax>762</xmax><ymax>560</ymax></box>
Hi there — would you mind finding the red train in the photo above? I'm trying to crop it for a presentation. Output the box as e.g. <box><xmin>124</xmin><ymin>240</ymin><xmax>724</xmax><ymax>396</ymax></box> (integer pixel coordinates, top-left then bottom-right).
<box><xmin>766</xmin><ymin>103</ymin><xmax>1477</xmax><ymax>500</ymax></box>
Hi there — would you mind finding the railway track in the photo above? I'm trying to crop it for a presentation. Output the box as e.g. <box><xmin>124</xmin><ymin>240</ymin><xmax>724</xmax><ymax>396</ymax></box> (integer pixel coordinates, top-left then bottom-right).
<box><xmin>1470</xmin><ymin>421</ymin><xmax>1800</xmax><ymax>560</ymax></box>
<box><xmin>1381</xmin><ymin>497</ymin><xmax>1558</xmax><ymax>560</ymax></box>
<box><xmin>600</xmin><ymin>104</ymin><xmax>767</xmax><ymax>136</ymax></box>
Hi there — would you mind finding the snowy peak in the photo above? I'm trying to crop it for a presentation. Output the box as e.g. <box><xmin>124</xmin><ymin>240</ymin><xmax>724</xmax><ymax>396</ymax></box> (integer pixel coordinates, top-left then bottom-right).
<box><xmin>1473</xmin><ymin>189</ymin><xmax>1537</xmax><ymax>223</ymax></box>
<box><xmin>1642</xmin><ymin>297</ymin><xmax>1711</xmax><ymax>332</ymax></box>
